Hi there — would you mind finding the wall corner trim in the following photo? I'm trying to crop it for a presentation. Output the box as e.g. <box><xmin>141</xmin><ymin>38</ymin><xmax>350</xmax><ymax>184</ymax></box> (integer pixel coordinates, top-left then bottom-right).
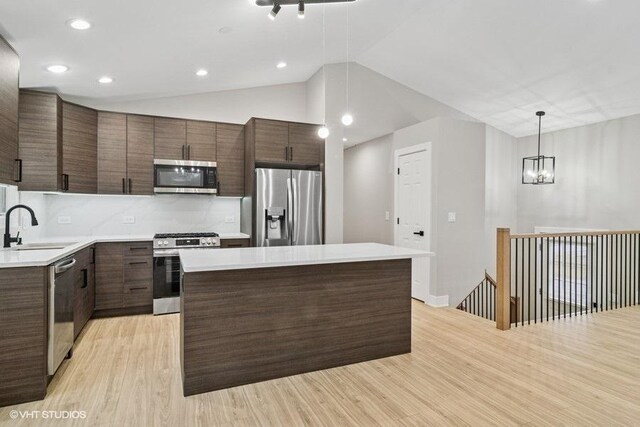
<box><xmin>426</xmin><ymin>294</ymin><xmax>449</xmax><ymax>308</ymax></box>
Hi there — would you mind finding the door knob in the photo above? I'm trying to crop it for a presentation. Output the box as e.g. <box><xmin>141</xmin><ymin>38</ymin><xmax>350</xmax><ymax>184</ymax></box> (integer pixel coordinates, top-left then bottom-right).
<box><xmin>413</xmin><ymin>231</ymin><xmax>425</xmax><ymax>237</ymax></box>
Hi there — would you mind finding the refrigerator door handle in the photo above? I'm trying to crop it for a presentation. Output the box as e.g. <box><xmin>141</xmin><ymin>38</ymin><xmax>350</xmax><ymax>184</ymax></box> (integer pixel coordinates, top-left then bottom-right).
<box><xmin>287</xmin><ymin>177</ymin><xmax>294</xmax><ymax>243</ymax></box>
<box><xmin>291</xmin><ymin>177</ymin><xmax>298</xmax><ymax>244</ymax></box>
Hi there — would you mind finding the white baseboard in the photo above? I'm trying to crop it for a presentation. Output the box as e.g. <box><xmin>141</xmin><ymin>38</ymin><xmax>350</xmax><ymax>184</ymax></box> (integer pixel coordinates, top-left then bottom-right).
<box><xmin>426</xmin><ymin>294</ymin><xmax>449</xmax><ymax>308</ymax></box>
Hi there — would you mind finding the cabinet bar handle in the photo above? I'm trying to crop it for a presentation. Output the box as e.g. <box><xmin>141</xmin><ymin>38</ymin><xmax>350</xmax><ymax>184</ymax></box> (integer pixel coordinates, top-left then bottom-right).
<box><xmin>81</xmin><ymin>268</ymin><xmax>88</xmax><ymax>289</ymax></box>
<box><xmin>128</xmin><ymin>178</ymin><xmax>132</xmax><ymax>194</ymax></box>
<box><xmin>128</xmin><ymin>287</ymin><xmax>148</xmax><ymax>291</ymax></box>
<box><xmin>289</xmin><ymin>147</ymin><xmax>293</xmax><ymax>161</ymax></box>
<box><xmin>182</xmin><ymin>145</ymin><xmax>186</xmax><ymax>160</ymax></box>
<box><xmin>187</xmin><ymin>145</ymin><xmax>191</xmax><ymax>159</ymax></box>
<box><xmin>14</xmin><ymin>159</ymin><xmax>22</xmax><ymax>183</ymax></box>
<box><xmin>128</xmin><ymin>261</ymin><xmax>148</xmax><ymax>265</ymax></box>
<box><xmin>122</xmin><ymin>178</ymin><xmax>126</xmax><ymax>194</ymax></box>
<box><xmin>62</xmin><ymin>174</ymin><xmax>69</xmax><ymax>191</ymax></box>
<box><xmin>285</xmin><ymin>147</ymin><xmax>288</xmax><ymax>161</ymax></box>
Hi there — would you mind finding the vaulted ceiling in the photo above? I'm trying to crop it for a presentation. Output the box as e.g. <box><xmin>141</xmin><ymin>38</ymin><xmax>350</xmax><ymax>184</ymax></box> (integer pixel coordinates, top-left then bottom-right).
<box><xmin>1</xmin><ymin>0</ymin><xmax>639</xmax><ymax>137</ymax></box>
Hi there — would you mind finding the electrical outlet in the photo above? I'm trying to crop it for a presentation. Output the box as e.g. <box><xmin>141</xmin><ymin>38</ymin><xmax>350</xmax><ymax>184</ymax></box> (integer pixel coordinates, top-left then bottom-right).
<box><xmin>122</xmin><ymin>216</ymin><xmax>135</xmax><ymax>224</ymax></box>
<box><xmin>448</xmin><ymin>212</ymin><xmax>456</xmax><ymax>223</ymax></box>
<box><xmin>58</xmin><ymin>216</ymin><xmax>71</xmax><ymax>224</ymax></box>
<box><xmin>385</xmin><ymin>211</ymin><xmax>390</xmax><ymax>221</ymax></box>
<box><xmin>225</xmin><ymin>216</ymin><xmax>235</xmax><ymax>223</ymax></box>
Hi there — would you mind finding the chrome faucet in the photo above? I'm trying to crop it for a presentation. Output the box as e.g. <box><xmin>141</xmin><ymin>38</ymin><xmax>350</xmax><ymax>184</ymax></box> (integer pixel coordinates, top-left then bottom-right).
<box><xmin>3</xmin><ymin>204</ymin><xmax>39</xmax><ymax>248</ymax></box>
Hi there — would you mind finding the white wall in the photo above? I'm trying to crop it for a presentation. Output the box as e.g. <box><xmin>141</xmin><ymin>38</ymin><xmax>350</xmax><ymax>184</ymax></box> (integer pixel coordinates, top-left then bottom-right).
<box><xmin>485</xmin><ymin>126</ymin><xmax>519</xmax><ymax>277</ymax></box>
<box><xmin>67</xmin><ymin>82</ymin><xmax>309</xmax><ymax>125</ymax></box>
<box><xmin>17</xmin><ymin>192</ymin><xmax>240</xmax><ymax>239</ymax></box>
<box><xmin>343</xmin><ymin>134</ymin><xmax>394</xmax><ymax>244</ymax></box>
<box><xmin>393</xmin><ymin>118</ymin><xmax>487</xmax><ymax>305</ymax></box>
<box><xmin>517</xmin><ymin>113</ymin><xmax>640</xmax><ymax>233</ymax></box>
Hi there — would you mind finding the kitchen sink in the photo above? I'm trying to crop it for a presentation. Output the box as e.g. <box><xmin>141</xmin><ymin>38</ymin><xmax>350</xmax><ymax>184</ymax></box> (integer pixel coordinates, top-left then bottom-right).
<box><xmin>12</xmin><ymin>242</ymin><xmax>78</xmax><ymax>251</ymax></box>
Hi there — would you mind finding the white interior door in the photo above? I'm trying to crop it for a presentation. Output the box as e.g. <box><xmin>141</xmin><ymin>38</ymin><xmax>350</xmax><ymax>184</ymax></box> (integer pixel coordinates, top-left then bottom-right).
<box><xmin>397</xmin><ymin>148</ymin><xmax>430</xmax><ymax>302</ymax></box>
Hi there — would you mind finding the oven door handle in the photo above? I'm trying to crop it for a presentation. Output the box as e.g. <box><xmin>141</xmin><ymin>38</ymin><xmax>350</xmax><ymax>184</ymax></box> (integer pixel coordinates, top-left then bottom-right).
<box><xmin>153</xmin><ymin>249</ymin><xmax>180</xmax><ymax>257</ymax></box>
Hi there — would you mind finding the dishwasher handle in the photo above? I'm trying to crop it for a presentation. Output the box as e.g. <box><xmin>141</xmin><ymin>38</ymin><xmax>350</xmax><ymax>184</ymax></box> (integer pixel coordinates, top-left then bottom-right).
<box><xmin>54</xmin><ymin>258</ymin><xmax>76</xmax><ymax>274</ymax></box>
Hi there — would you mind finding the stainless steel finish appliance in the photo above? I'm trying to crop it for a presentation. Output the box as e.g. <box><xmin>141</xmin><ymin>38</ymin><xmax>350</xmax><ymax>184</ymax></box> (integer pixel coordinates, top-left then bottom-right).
<box><xmin>153</xmin><ymin>232</ymin><xmax>220</xmax><ymax>315</ymax></box>
<box><xmin>48</xmin><ymin>257</ymin><xmax>76</xmax><ymax>375</ymax></box>
<box><xmin>154</xmin><ymin>159</ymin><xmax>218</xmax><ymax>194</ymax></box>
<box><xmin>255</xmin><ymin>168</ymin><xmax>323</xmax><ymax>247</ymax></box>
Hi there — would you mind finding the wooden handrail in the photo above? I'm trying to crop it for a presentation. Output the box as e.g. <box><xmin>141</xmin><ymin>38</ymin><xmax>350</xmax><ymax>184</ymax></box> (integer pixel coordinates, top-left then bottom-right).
<box><xmin>484</xmin><ymin>271</ymin><xmax>497</xmax><ymax>287</ymax></box>
<box><xmin>510</xmin><ymin>230</ymin><xmax>639</xmax><ymax>239</ymax></box>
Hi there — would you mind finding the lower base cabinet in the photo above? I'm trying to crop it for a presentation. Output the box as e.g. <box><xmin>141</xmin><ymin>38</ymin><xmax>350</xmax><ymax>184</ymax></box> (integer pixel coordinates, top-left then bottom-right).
<box><xmin>95</xmin><ymin>242</ymin><xmax>153</xmax><ymax>313</ymax></box>
<box><xmin>73</xmin><ymin>246</ymin><xmax>95</xmax><ymax>339</ymax></box>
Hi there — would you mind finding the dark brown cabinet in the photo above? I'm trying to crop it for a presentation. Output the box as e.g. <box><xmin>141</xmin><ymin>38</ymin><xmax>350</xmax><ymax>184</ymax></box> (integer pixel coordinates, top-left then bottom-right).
<box><xmin>254</xmin><ymin>119</ymin><xmax>289</xmax><ymax>164</ymax></box>
<box><xmin>186</xmin><ymin>120</ymin><xmax>216</xmax><ymax>161</ymax></box>
<box><xmin>18</xmin><ymin>91</ymin><xmax>63</xmax><ymax>192</ymax></box>
<box><xmin>74</xmin><ymin>246</ymin><xmax>95</xmax><ymax>339</ymax></box>
<box><xmin>217</xmin><ymin>123</ymin><xmax>245</xmax><ymax>197</ymax></box>
<box><xmin>95</xmin><ymin>241</ymin><xmax>153</xmax><ymax>312</ymax></box>
<box><xmin>98</xmin><ymin>112</ymin><xmax>154</xmax><ymax>195</ymax></box>
<box><xmin>0</xmin><ymin>36</ymin><xmax>20</xmax><ymax>185</ymax></box>
<box><xmin>154</xmin><ymin>117</ymin><xmax>186</xmax><ymax>160</ymax></box>
<box><xmin>62</xmin><ymin>102</ymin><xmax>98</xmax><ymax>193</ymax></box>
<box><xmin>288</xmin><ymin>122</ymin><xmax>324</xmax><ymax>165</ymax></box>
<box><xmin>220</xmin><ymin>238</ymin><xmax>250</xmax><ymax>248</ymax></box>
<box><xmin>250</xmin><ymin>118</ymin><xmax>324</xmax><ymax>166</ymax></box>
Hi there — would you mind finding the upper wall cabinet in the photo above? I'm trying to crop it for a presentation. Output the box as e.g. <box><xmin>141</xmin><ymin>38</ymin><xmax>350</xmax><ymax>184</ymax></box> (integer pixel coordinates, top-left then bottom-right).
<box><xmin>154</xmin><ymin>117</ymin><xmax>186</xmax><ymax>160</ymax></box>
<box><xmin>288</xmin><ymin>123</ymin><xmax>324</xmax><ymax>166</ymax></box>
<box><xmin>186</xmin><ymin>120</ymin><xmax>216</xmax><ymax>162</ymax></box>
<box><xmin>0</xmin><ymin>36</ymin><xmax>20</xmax><ymax>185</ymax></box>
<box><xmin>250</xmin><ymin>118</ymin><xmax>324</xmax><ymax>167</ymax></box>
<box><xmin>98</xmin><ymin>112</ymin><xmax>154</xmax><ymax>195</ymax></box>
<box><xmin>62</xmin><ymin>102</ymin><xmax>98</xmax><ymax>194</ymax></box>
<box><xmin>18</xmin><ymin>91</ymin><xmax>63</xmax><ymax>192</ymax></box>
<box><xmin>18</xmin><ymin>93</ymin><xmax>98</xmax><ymax>193</ymax></box>
<box><xmin>254</xmin><ymin>119</ymin><xmax>289</xmax><ymax>164</ymax></box>
<box><xmin>216</xmin><ymin>123</ymin><xmax>244</xmax><ymax>197</ymax></box>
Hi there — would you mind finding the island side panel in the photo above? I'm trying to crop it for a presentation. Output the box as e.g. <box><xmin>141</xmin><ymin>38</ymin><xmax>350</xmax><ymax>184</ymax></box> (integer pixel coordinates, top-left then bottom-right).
<box><xmin>181</xmin><ymin>259</ymin><xmax>411</xmax><ymax>396</ymax></box>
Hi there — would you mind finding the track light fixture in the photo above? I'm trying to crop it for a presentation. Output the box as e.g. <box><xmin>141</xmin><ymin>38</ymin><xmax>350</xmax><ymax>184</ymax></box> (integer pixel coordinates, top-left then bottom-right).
<box><xmin>257</xmin><ymin>0</ymin><xmax>355</xmax><ymax>20</ymax></box>
<box><xmin>269</xmin><ymin>2</ymin><xmax>281</xmax><ymax>20</ymax></box>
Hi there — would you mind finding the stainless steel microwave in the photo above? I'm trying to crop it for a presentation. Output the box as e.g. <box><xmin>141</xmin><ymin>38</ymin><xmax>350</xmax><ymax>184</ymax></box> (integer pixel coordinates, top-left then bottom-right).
<box><xmin>154</xmin><ymin>159</ymin><xmax>218</xmax><ymax>194</ymax></box>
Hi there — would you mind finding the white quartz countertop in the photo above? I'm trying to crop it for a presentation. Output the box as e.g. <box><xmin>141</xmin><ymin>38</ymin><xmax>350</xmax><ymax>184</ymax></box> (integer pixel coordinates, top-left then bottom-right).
<box><xmin>180</xmin><ymin>243</ymin><xmax>432</xmax><ymax>273</ymax></box>
<box><xmin>0</xmin><ymin>235</ymin><xmax>153</xmax><ymax>269</ymax></box>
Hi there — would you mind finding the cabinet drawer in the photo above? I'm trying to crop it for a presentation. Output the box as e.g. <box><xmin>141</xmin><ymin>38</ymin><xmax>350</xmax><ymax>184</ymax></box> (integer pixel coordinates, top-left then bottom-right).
<box><xmin>124</xmin><ymin>281</ymin><xmax>152</xmax><ymax>307</ymax></box>
<box><xmin>221</xmin><ymin>238</ymin><xmax>250</xmax><ymax>248</ymax></box>
<box><xmin>123</xmin><ymin>242</ymin><xmax>152</xmax><ymax>257</ymax></box>
<box><xmin>123</xmin><ymin>256</ymin><xmax>152</xmax><ymax>282</ymax></box>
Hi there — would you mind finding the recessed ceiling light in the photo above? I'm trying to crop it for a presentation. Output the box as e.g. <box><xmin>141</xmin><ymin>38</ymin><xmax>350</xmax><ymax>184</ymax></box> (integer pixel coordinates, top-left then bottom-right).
<box><xmin>342</xmin><ymin>138</ymin><xmax>348</xmax><ymax>142</ymax></box>
<box><xmin>196</xmin><ymin>69</ymin><xmax>209</xmax><ymax>77</ymax></box>
<box><xmin>277</xmin><ymin>61</ymin><xmax>287</xmax><ymax>69</ymax></box>
<box><xmin>68</xmin><ymin>19</ymin><xmax>91</xmax><ymax>30</ymax></box>
<box><xmin>98</xmin><ymin>76</ymin><xmax>113</xmax><ymax>84</ymax></box>
<box><xmin>47</xmin><ymin>65</ymin><xmax>69</xmax><ymax>73</ymax></box>
<box><xmin>218</xmin><ymin>26</ymin><xmax>232</xmax><ymax>34</ymax></box>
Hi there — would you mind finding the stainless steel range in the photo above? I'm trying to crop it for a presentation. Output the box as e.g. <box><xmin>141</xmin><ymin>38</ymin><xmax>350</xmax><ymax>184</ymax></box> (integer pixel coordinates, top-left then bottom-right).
<box><xmin>153</xmin><ymin>232</ymin><xmax>220</xmax><ymax>315</ymax></box>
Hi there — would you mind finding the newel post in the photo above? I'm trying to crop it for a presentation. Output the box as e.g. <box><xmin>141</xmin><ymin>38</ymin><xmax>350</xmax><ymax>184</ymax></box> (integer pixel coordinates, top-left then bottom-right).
<box><xmin>496</xmin><ymin>228</ymin><xmax>511</xmax><ymax>330</ymax></box>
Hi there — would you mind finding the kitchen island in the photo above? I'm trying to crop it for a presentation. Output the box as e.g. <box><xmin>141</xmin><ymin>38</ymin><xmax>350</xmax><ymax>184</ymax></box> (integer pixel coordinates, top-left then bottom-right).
<box><xmin>179</xmin><ymin>243</ymin><xmax>428</xmax><ymax>396</ymax></box>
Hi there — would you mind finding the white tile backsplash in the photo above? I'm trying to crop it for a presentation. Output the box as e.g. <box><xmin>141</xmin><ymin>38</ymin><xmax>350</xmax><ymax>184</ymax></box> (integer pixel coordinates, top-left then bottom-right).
<box><xmin>17</xmin><ymin>192</ymin><xmax>241</xmax><ymax>239</ymax></box>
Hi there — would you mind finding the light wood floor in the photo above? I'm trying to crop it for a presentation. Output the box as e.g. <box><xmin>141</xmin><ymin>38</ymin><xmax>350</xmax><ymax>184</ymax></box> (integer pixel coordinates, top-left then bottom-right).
<box><xmin>1</xmin><ymin>301</ymin><xmax>639</xmax><ymax>427</ymax></box>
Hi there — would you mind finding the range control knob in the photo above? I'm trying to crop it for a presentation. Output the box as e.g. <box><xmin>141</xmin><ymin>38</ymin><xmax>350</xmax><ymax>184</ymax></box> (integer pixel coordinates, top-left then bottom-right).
<box><xmin>163</xmin><ymin>240</ymin><xmax>169</xmax><ymax>246</ymax></box>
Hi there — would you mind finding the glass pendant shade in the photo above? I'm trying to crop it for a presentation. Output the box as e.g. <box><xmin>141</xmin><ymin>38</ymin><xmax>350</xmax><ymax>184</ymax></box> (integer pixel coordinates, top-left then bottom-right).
<box><xmin>522</xmin><ymin>111</ymin><xmax>555</xmax><ymax>185</ymax></box>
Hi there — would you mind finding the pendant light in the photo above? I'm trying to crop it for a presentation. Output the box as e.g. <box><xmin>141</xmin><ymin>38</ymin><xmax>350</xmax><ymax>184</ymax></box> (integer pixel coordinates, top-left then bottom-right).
<box><xmin>341</xmin><ymin>2</ymin><xmax>353</xmax><ymax>127</ymax></box>
<box><xmin>522</xmin><ymin>111</ymin><xmax>555</xmax><ymax>185</ymax></box>
<box><xmin>317</xmin><ymin>2</ymin><xmax>330</xmax><ymax>139</ymax></box>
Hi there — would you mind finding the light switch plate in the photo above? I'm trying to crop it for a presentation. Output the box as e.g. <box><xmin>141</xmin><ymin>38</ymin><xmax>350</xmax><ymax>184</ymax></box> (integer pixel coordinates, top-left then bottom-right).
<box><xmin>122</xmin><ymin>216</ymin><xmax>135</xmax><ymax>224</ymax></box>
<box><xmin>448</xmin><ymin>212</ymin><xmax>456</xmax><ymax>223</ymax></box>
<box><xmin>225</xmin><ymin>216</ymin><xmax>235</xmax><ymax>223</ymax></box>
<box><xmin>385</xmin><ymin>211</ymin><xmax>390</xmax><ymax>221</ymax></box>
<box><xmin>58</xmin><ymin>216</ymin><xmax>71</xmax><ymax>224</ymax></box>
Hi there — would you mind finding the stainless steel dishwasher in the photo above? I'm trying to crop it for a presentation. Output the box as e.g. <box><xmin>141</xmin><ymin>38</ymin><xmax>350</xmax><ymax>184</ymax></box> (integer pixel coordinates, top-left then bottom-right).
<box><xmin>48</xmin><ymin>256</ymin><xmax>76</xmax><ymax>375</ymax></box>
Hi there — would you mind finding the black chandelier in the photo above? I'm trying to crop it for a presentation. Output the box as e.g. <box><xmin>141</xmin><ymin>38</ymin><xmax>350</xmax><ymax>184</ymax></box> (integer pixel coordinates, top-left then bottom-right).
<box><xmin>522</xmin><ymin>111</ymin><xmax>555</xmax><ymax>185</ymax></box>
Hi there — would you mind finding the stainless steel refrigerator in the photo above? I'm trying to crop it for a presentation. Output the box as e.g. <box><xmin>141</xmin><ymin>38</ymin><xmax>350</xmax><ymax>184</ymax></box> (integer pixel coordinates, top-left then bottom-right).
<box><xmin>255</xmin><ymin>168</ymin><xmax>323</xmax><ymax>247</ymax></box>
